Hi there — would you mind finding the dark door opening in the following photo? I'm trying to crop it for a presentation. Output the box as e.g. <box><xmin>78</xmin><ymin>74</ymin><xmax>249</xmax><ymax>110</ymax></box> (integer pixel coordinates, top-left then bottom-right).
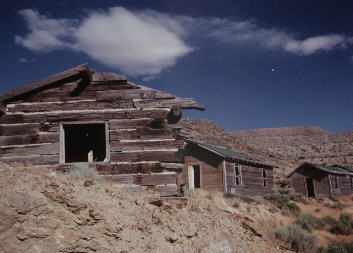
<box><xmin>64</xmin><ymin>123</ymin><xmax>107</xmax><ymax>163</ymax></box>
<box><xmin>193</xmin><ymin>165</ymin><xmax>201</xmax><ymax>189</ymax></box>
<box><xmin>305</xmin><ymin>178</ymin><xmax>315</xmax><ymax>198</ymax></box>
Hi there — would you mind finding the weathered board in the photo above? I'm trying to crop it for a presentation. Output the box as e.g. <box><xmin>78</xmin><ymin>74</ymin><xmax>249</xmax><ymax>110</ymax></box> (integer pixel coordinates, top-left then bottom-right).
<box><xmin>0</xmin><ymin>65</ymin><xmax>204</xmax><ymax>195</ymax></box>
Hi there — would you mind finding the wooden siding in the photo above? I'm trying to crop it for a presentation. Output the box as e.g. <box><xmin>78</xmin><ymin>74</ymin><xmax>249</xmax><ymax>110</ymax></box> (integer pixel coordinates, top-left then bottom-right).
<box><xmin>330</xmin><ymin>175</ymin><xmax>353</xmax><ymax>198</ymax></box>
<box><xmin>183</xmin><ymin>144</ymin><xmax>275</xmax><ymax>195</ymax></box>
<box><xmin>0</xmin><ymin>69</ymin><xmax>203</xmax><ymax>196</ymax></box>
<box><xmin>225</xmin><ymin>162</ymin><xmax>274</xmax><ymax>196</ymax></box>
<box><xmin>183</xmin><ymin>145</ymin><xmax>224</xmax><ymax>192</ymax></box>
<box><xmin>289</xmin><ymin>165</ymin><xmax>353</xmax><ymax>199</ymax></box>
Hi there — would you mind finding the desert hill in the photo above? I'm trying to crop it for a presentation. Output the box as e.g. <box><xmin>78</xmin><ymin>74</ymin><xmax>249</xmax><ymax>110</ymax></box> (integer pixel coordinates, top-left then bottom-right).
<box><xmin>0</xmin><ymin>162</ymin><xmax>290</xmax><ymax>253</ymax></box>
<box><xmin>181</xmin><ymin>119</ymin><xmax>353</xmax><ymax>176</ymax></box>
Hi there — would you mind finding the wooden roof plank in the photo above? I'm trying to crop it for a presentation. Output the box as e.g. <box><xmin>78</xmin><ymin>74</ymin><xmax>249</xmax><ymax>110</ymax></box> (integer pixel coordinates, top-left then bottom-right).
<box><xmin>0</xmin><ymin>64</ymin><xmax>90</xmax><ymax>103</ymax></box>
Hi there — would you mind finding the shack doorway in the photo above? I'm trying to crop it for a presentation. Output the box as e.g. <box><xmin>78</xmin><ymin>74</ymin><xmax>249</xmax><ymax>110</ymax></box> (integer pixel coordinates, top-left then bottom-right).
<box><xmin>188</xmin><ymin>165</ymin><xmax>201</xmax><ymax>189</ymax></box>
<box><xmin>61</xmin><ymin>123</ymin><xmax>108</xmax><ymax>163</ymax></box>
<box><xmin>305</xmin><ymin>178</ymin><xmax>315</xmax><ymax>198</ymax></box>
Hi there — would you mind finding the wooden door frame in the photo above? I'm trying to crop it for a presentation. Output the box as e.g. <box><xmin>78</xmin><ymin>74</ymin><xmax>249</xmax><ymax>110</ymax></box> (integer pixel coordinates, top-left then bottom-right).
<box><xmin>304</xmin><ymin>177</ymin><xmax>316</xmax><ymax>198</ymax></box>
<box><xmin>187</xmin><ymin>162</ymin><xmax>202</xmax><ymax>190</ymax></box>
<box><xmin>59</xmin><ymin>121</ymin><xmax>110</xmax><ymax>164</ymax></box>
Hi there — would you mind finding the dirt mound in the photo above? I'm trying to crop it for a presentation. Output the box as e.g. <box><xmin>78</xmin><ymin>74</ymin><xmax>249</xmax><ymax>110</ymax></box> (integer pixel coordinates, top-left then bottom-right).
<box><xmin>181</xmin><ymin>119</ymin><xmax>353</xmax><ymax>176</ymax></box>
<box><xmin>0</xmin><ymin>162</ymin><xmax>288</xmax><ymax>253</ymax></box>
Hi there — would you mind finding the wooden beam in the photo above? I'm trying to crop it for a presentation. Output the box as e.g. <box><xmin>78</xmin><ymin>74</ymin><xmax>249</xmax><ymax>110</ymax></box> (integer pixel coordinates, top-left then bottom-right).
<box><xmin>0</xmin><ymin>64</ymin><xmax>90</xmax><ymax>103</ymax></box>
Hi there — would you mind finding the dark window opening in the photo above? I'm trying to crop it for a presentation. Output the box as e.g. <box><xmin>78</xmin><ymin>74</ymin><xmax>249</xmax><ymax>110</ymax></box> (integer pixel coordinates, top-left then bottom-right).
<box><xmin>193</xmin><ymin>165</ymin><xmax>201</xmax><ymax>189</ymax></box>
<box><xmin>263</xmin><ymin>169</ymin><xmax>267</xmax><ymax>188</ymax></box>
<box><xmin>234</xmin><ymin>165</ymin><xmax>241</xmax><ymax>185</ymax></box>
<box><xmin>306</xmin><ymin>178</ymin><xmax>315</xmax><ymax>198</ymax></box>
<box><xmin>351</xmin><ymin>177</ymin><xmax>353</xmax><ymax>190</ymax></box>
<box><xmin>64</xmin><ymin>123</ymin><xmax>107</xmax><ymax>163</ymax></box>
<box><xmin>335</xmin><ymin>176</ymin><xmax>338</xmax><ymax>189</ymax></box>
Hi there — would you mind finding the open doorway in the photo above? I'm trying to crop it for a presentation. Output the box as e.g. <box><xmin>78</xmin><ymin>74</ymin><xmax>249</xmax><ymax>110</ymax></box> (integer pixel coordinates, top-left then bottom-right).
<box><xmin>188</xmin><ymin>165</ymin><xmax>201</xmax><ymax>189</ymax></box>
<box><xmin>61</xmin><ymin>123</ymin><xmax>108</xmax><ymax>163</ymax></box>
<box><xmin>305</xmin><ymin>178</ymin><xmax>315</xmax><ymax>198</ymax></box>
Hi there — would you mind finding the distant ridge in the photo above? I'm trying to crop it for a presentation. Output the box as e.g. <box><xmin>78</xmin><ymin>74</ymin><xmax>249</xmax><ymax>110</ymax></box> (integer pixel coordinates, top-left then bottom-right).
<box><xmin>181</xmin><ymin>119</ymin><xmax>353</xmax><ymax>176</ymax></box>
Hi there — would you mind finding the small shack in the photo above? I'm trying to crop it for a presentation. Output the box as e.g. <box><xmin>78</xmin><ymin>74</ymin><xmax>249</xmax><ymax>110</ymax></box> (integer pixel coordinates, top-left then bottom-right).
<box><xmin>287</xmin><ymin>163</ymin><xmax>353</xmax><ymax>199</ymax></box>
<box><xmin>183</xmin><ymin>139</ymin><xmax>275</xmax><ymax>195</ymax></box>
<box><xmin>0</xmin><ymin>64</ymin><xmax>205</xmax><ymax>196</ymax></box>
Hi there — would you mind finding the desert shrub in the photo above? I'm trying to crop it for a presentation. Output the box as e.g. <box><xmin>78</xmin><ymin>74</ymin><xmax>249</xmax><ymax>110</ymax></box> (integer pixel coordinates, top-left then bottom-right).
<box><xmin>233</xmin><ymin>202</ymin><xmax>239</xmax><ymax>208</ymax></box>
<box><xmin>287</xmin><ymin>202</ymin><xmax>301</xmax><ymax>216</ymax></box>
<box><xmin>329</xmin><ymin>213</ymin><xmax>352</xmax><ymax>235</ymax></box>
<box><xmin>265</xmin><ymin>193</ymin><xmax>290</xmax><ymax>209</ymax></box>
<box><xmin>268</xmin><ymin>206</ymin><xmax>278</xmax><ymax>213</ymax></box>
<box><xmin>223</xmin><ymin>192</ymin><xmax>236</xmax><ymax>198</ymax></box>
<box><xmin>69</xmin><ymin>163</ymin><xmax>100</xmax><ymax>181</ymax></box>
<box><xmin>325</xmin><ymin>202</ymin><xmax>348</xmax><ymax>210</ymax></box>
<box><xmin>323</xmin><ymin>216</ymin><xmax>337</xmax><ymax>226</ymax></box>
<box><xmin>339</xmin><ymin>213</ymin><xmax>352</xmax><ymax>226</ymax></box>
<box><xmin>316</xmin><ymin>246</ymin><xmax>327</xmax><ymax>253</ymax></box>
<box><xmin>330</xmin><ymin>222</ymin><xmax>352</xmax><ymax>235</ymax></box>
<box><xmin>274</xmin><ymin>225</ymin><xmax>317</xmax><ymax>252</ymax></box>
<box><xmin>315</xmin><ymin>208</ymin><xmax>321</xmax><ymax>212</ymax></box>
<box><xmin>239</xmin><ymin>196</ymin><xmax>255</xmax><ymax>204</ymax></box>
<box><xmin>290</xmin><ymin>192</ymin><xmax>308</xmax><ymax>204</ymax></box>
<box><xmin>326</xmin><ymin>241</ymin><xmax>353</xmax><ymax>253</ymax></box>
<box><xmin>295</xmin><ymin>214</ymin><xmax>326</xmax><ymax>232</ymax></box>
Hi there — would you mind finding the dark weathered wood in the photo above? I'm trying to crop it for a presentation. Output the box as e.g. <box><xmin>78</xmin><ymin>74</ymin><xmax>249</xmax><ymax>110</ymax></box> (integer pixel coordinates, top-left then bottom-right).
<box><xmin>0</xmin><ymin>123</ymin><xmax>59</xmax><ymax>136</ymax></box>
<box><xmin>110</xmin><ymin>150</ymin><xmax>184</xmax><ymax>163</ymax></box>
<box><xmin>110</xmin><ymin>140</ymin><xmax>185</xmax><ymax>152</ymax></box>
<box><xmin>157</xmin><ymin>185</ymin><xmax>178</xmax><ymax>197</ymax></box>
<box><xmin>8</xmin><ymin>100</ymin><xmax>134</xmax><ymax>113</ymax></box>
<box><xmin>0</xmin><ymin>154</ymin><xmax>59</xmax><ymax>166</ymax></box>
<box><xmin>92</xmin><ymin>72</ymin><xmax>127</xmax><ymax>82</ymax></box>
<box><xmin>0</xmin><ymin>133</ymin><xmax>59</xmax><ymax>146</ymax></box>
<box><xmin>109</xmin><ymin>174</ymin><xmax>134</xmax><ymax>184</ymax></box>
<box><xmin>96</xmin><ymin>162</ymin><xmax>163</xmax><ymax>175</ymax></box>
<box><xmin>46</xmin><ymin>109</ymin><xmax>169</xmax><ymax>122</ymax></box>
<box><xmin>140</xmin><ymin>173</ymin><xmax>176</xmax><ymax>185</ymax></box>
<box><xmin>86</xmin><ymin>84</ymin><xmax>138</xmax><ymax>91</ymax></box>
<box><xmin>109</xmin><ymin>118</ymin><xmax>167</xmax><ymax>129</ymax></box>
<box><xmin>0</xmin><ymin>143</ymin><xmax>59</xmax><ymax>157</ymax></box>
<box><xmin>134</xmin><ymin>98</ymin><xmax>205</xmax><ymax>111</ymax></box>
<box><xmin>97</xmin><ymin>89</ymin><xmax>175</xmax><ymax>101</ymax></box>
<box><xmin>0</xmin><ymin>64</ymin><xmax>90</xmax><ymax>103</ymax></box>
<box><xmin>109</xmin><ymin>128</ymin><xmax>174</xmax><ymax>141</ymax></box>
<box><xmin>168</xmin><ymin>106</ymin><xmax>182</xmax><ymax>124</ymax></box>
<box><xmin>0</xmin><ymin>114</ymin><xmax>46</xmax><ymax>124</ymax></box>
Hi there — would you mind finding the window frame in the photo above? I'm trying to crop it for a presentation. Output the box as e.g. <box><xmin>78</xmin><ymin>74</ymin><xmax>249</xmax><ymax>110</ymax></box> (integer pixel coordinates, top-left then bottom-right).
<box><xmin>335</xmin><ymin>176</ymin><xmax>339</xmax><ymax>189</ymax></box>
<box><xmin>263</xmin><ymin>168</ymin><xmax>267</xmax><ymax>188</ymax></box>
<box><xmin>59</xmin><ymin>121</ymin><xmax>110</xmax><ymax>164</ymax></box>
<box><xmin>233</xmin><ymin>164</ymin><xmax>242</xmax><ymax>186</ymax></box>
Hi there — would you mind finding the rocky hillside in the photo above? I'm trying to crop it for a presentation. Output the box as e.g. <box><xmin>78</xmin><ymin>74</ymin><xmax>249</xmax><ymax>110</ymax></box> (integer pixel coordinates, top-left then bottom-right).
<box><xmin>181</xmin><ymin>119</ymin><xmax>353</xmax><ymax>176</ymax></box>
<box><xmin>0</xmin><ymin>162</ymin><xmax>289</xmax><ymax>253</ymax></box>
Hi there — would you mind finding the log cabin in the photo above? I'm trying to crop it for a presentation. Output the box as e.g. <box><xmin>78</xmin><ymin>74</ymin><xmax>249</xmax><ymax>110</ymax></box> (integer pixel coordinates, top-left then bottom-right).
<box><xmin>287</xmin><ymin>163</ymin><xmax>353</xmax><ymax>199</ymax></box>
<box><xmin>183</xmin><ymin>139</ymin><xmax>275</xmax><ymax>195</ymax></box>
<box><xmin>0</xmin><ymin>64</ymin><xmax>205</xmax><ymax>196</ymax></box>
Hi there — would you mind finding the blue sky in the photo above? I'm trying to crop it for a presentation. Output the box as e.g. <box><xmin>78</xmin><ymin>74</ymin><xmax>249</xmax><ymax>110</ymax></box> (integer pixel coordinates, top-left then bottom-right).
<box><xmin>1</xmin><ymin>0</ymin><xmax>352</xmax><ymax>133</ymax></box>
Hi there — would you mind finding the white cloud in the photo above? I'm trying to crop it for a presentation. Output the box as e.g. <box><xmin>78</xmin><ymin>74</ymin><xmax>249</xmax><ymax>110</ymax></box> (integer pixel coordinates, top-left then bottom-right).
<box><xmin>15</xmin><ymin>9</ymin><xmax>76</xmax><ymax>52</ymax></box>
<box><xmin>15</xmin><ymin>7</ymin><xmax>192</xmax><ymax>76</ymax></box>
<box><xmin>186</xmin><ymin>17</ymin><xmax>351</xmax><ymax>55</ymax></box>
<box><xmin>15</xmin><ymin>7</ymin><xmax>353</xmax><ymax>77</ymax></box>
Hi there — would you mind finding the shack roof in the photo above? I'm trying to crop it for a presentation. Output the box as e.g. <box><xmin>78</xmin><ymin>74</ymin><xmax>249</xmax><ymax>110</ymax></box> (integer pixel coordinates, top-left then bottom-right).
<box><xmin>186</xmin><ymin>139</ymin><xmax>275</xmax><ymax>168</ymax></box>
<box><xmin>333</xmin><ymin>165</ymin><xmax>353</xmax><ymax>174</ymax></box>
<box><xmin>0</xmin><ymin>64</ymin><xmax>205</xmax><ymax>113</ymax></box>
<box><xmin>287</xmin><ymin>162</ymin><xmax>353</xmax><ymax>177</ymax></box>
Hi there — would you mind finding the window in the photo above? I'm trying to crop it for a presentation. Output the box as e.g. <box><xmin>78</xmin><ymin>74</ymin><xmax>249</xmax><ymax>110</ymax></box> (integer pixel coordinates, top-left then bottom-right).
<box><xmin>350</xmin><ymin>177</ymin><xmax>353</xmax><ymax>190</ymax></box>
<box><xmin>335</xmin><ymin>176</ymin><xmax>338</xmax><ymax>189</ymax></box>
<box><xmin>234</xmin><ymin>165</ymin><xmax>242</xmax><ymax>186</ymax></box>
<box><xmin>263</xmin><ymin>169</ymin><xmax>267</xmax><ymax>188</ymax></box>
<box><xmin>60</xmin><ymin>122</ymin><xmax>108</xmax><ymax>163</ymax></box>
